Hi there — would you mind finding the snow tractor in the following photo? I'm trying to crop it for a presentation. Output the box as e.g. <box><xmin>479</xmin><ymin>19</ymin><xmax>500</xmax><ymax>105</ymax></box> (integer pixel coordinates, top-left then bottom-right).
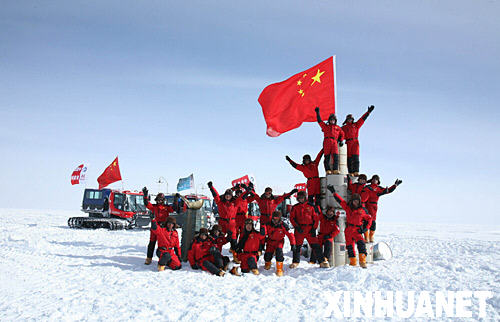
<box><xmin>68</xmin><ymin>188</ymin><xmax>150</xmax><ymax>230</ymax></box>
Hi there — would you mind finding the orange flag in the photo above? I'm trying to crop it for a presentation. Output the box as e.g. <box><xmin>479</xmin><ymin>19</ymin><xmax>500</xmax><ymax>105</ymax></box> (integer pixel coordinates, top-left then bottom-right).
<box><xmin>97</xmin><ymin>157</ymin><xmax>122</xmax><ymax>189</ymax></box>
<box><xmin>258</xmin><ymin>56</ymin><xmax>336</xmax><ymax>137</ymax></box>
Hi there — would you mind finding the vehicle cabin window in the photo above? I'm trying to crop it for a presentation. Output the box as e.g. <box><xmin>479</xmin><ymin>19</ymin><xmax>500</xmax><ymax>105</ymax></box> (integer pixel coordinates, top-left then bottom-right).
<box><xmin>113</xmin><ymin>193</ymin><xmax>125</xmax><ymax>210</ymax></box>
<box><xmin>86</xmin><ymin>191</ymin><xmax>102</xmax><ymax>199</ymax></box>
<box><xmin>203</xmin><ymin>199</ymin><xmax>211</xmax><ymax>211</ymax></box>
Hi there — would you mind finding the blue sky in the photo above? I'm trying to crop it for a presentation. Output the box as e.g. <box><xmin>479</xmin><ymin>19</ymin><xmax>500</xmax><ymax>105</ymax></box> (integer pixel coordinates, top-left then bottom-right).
<box><xmin>1</xmin><ymin>1</ymin><xmax>499</xmax><ymax>224</ymax></box>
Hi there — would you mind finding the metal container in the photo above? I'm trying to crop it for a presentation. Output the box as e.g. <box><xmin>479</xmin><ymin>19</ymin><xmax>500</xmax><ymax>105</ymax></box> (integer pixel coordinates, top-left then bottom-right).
<box><xmin>331</xmin><ymin>211</ymin><xmax>346</xmax><ymax>267</ymax></box>
<box><xmin>339</xmin><ymin>143</ymin><xmax>348</xmax><ymax>175</ymax></box>
<box><xmin>324</xmin><ymin>174</ymin><xmax>348</xmax><ymax>208</ymax></box>
<box><xmin>373</xmin><ymin>241</ymin><xmax>393</xmax><ymax>261</ymax></box>
<box><xmin>179</xmin><ymin>208</ymin><xmax>208</xmax><ymax>262</ymax></box>
<box><xmin>366</xmin><ymin>241</ymin><xmax>374</xmax><ymax>264</ymax></box>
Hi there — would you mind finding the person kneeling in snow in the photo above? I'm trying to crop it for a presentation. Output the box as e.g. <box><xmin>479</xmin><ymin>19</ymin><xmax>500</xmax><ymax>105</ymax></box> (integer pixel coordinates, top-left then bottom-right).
<box><xmin>289</xmin><ymin>191</ymin><xmax>324</xmax><ymax>269</ymax></box>
<box><xmin>236</xmin><ymin>218</ymin><xmax>266</xmax><ymax>275</ymax></box>
<box><xmin>327</xmin><ymin>185</ymin><xmax>370</xmax><ymax>268</ymax></box>
<box><xmin>317</xmin><ymin>206</ymin><xmax>340</xmax><ymax>268</ymax></box>
<box><xmin>191</xmin><ymin>228</ymin><xmax>240</xmax><ymax>276</ymax></box>
<box><xmin>150</xmin><ymin>214</ymin><xmax>182</xmax><ymax>271</ymax></box>
<box><xmin>263</xmin><ymin>211</ymin><xmax>296</xmax><ymax>276</ymax></box>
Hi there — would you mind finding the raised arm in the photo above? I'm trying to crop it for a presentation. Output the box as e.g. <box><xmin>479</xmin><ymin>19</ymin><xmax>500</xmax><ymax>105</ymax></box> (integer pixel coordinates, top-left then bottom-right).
<box><xmin>285</xmin><ymin>155</ymin><xmax>298</xmax><ymax>168</ymax></box>
<box><xmin>327</xmin><ymin>185</ymin><xmax>348</xmax><ymax>210</ymax></box>
<box><xmin>207</xmin><ymin>181</ymin><xmax>220</xmax><ymax>203</ymax></box>
<box><xmin>276</xmin><ymin>188</ymin><xmax>299</xmax><ymax>205</ymax></box>
<box><xmin>142</xmin><ymin>187</ymin><xmax>154</xmax><ymax>211</ymax></box>
<box><xmin>315</xmin><ymin>106</ymin><xmax>322</xmax><ymax>124</ymax></box>
<box><xmin>379</xmin><ymin>179</ymin><xmax>402</xmax><ymax>196</ymax></box>
<box><xmin>283</xmin><ymin>223</ymin><xmax>296</xmax><ymax>246</ymax></box>
<box><xmin>313</xmin><ymin>149</ymin><xmax>324</xmax><ymax>166</ymax></box>
<box><xmin>356</xmin><ymin>105</ymin><xmax>374</xmax><ymax>128</ymax></box>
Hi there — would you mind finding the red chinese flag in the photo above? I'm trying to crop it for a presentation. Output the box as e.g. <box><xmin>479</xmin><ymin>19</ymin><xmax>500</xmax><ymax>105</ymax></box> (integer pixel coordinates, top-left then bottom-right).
<box><xmin>97</xmin><ymin>157</ymin><xmax>122</xmax><ymax>189</ymax></box>
<box><xmin>258</xmin><ymin>56</ymin><xmax>336</xmax><ymax>137</ymax></box>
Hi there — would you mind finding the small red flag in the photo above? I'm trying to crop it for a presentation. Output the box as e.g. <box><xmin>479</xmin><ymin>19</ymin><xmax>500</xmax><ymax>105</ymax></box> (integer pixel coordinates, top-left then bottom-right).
<box><xmin>97</xmin><ymin>157</ymin><xmax>122</xmax><ymax>189</ymax></box>
<box><xmin>258</xmin><ymin>56</ymin><xmax>336</xmax><ymax>137</ymax></box>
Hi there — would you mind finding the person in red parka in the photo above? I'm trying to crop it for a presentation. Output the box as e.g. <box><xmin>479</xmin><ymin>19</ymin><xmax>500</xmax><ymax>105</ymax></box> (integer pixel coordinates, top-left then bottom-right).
<box><xmin>327</xmin><ymin>185</ymin><xmax>371</xmax><ymax>268</ymax></box>
<box><xmin>341</xmin><ymin>105</ymin><xmax>374</xmax><ymax>176</ymax></box>
<box><xmin>286</xmin><ymin>149</ymin><xmax>323</xmax><ymax>205</ymax></box>
<box><xmin>247</xmin><ymin>187</ymin><xmax>297</xmax><ymax>228</ymax></box>
<box><xmin>191</xmin><ymin>228</ymin><xmax>240</xmax><ymax>276</ymax></box>
<box><xmin>315</xmin><ymin>107</ymin><xmax>345</xmax><ymax>174</ymax></box>
<box><xmin>149</xmin><ymin>215</ymin><xmax>182</xmax><ymax>271</ymax></box>
<box><xmin>361</xmin><ymin>175</ymin><xmax>402</xmax><ymax>242</ymax></box>
<box><xmin>263</xmin><ymin>211</ymin><xmax>296</xmax><ymax>276</ymax></box>
<box><xmin>289</xmin><ymin>191</ymin><xmax>324</xmax><ymax>268</ymax></box>
<box><xmin>207</xmin><ymin>181</ymin><xmax>250</xmax><ymax>263</ymax></box>
<box><xmin>347</xmin><ymin>174</ymin><xmax>368</xmax><ymax>197</ymax></box>
<box><xmin>317</xmin><ymin>206</ymin><xmax>340</xmax><ymax>268</ymax></box>
<box><xmin>236</xmin><ymin>218</ymin><xmax>266</xmax><ymax>275</ymax></box>
<box><xmin>233</xmin><ymin>185</ymin><xmax>249</xmax><ymax>239</ymax></box>
<box><xmin>142</xmin><ymin>186</ymin><xmax>178</xmax><ymax>265</ymax></box>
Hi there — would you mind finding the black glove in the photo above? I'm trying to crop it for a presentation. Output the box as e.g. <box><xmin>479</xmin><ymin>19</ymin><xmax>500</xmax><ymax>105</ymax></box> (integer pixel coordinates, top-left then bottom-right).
<box><xmin>290</xmin><ymin>188</ymin><xmax>298</xmax><ymax>195</ymax></box>
<box><xmin>142</xmin><ymin>187</ymin><xmax>148</xmax><ymax>197</ymax></box>
<box><xmin>285</xmin><ymin>155</ymin><xmax>292</xmax><ymax>162</ymax></box>
<box><xmin>368</xmin><ymin>105</ymin><xmax>375</xmax><ymax>112</ymax></box>
<box><xmin>315</xmin><ymin>107</ymin><xmax>320</xmax><ymax>113</ymax></box>
<box><xmin>339</xmin><ymin>141</ymin><xmax>344</xmax><ymax>147</ymax></box>
<box><xmin>395</xmin><ymin>179</ymin><xmax>403</xmax><ymax>186</ymax></box>
<box><xmin>295</xmin><ymin>226</ymin><xmax>304</xmax><ymax>234</ymax></box>
<box><xmin>149</xmin><ymin>211</ymin><xmax>155</xmax><ymax>220</ymax></box>
<box><xmin>240</xmin><ymin>183</ymin><xmax>248</xmax><ymax>190</ymax></box>
<box><xmin>175</xmin><ymin>193</ymin><xmax>180</xmax><ymax>198</ymax></box>
<box><xmin>310</xmin><ymin>229</ymin><xmax>317</xmax><ymax>237</ymax></box>
<box><xmin>248</xmin><ymin>182</ymin><xmax>254</xmax><ymax>190</ymax></box>
<box><xmin>290</xmin><ymin>245</ymin><xmax>296</xmax><ymax>252</ymax></box>
<box><xmin>358</xmin><ymin>220</ymin><xmax>368</xmax><ymax>234</ymax></box>
<box><xmin>324</xmin><ymin>234</ymin><xmax>332</xmax><ymax>240</ymax></box>
<box><xmin>207</xmin><ymin>181</ymin><xmax>213</xmax><ymax>188</ymax></box>
<box><xmin>327</xmin><ymin>185</ymin><xmax>335</xmax><ymax>193</ymax></box>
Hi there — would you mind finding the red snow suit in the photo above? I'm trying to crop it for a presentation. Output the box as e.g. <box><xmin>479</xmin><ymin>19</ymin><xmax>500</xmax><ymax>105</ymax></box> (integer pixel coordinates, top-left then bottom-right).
<box><xmin>234</xmin><ymin>196</ymin><xmax>249</xmax><ymax>236</ymax></box>
<box><xmin>150</xmin><ymin>219</ymin><xmax>181</xmax><ymax>269</ymax></box>
<box><xmin>211</xmin><ymin>186</ymin><xmax>240</xmax><ymax>237</ymax></box>
<box><xmin>236</xmin><ymin>229</ymin><xmax>266</xmax><ymax>270</ymax></box>
<box><xmin>289</xmin><ymin>202</ymin><xmax>320</xmax><ymax>246</ymax></box>
<box><xmin>191</xmin><ymin>237</ymin><xmax>217</xmax><ymax>272</ymax></box>
<box><xmin>334</xmin><ymin>193</ymin><xmax>371</xmax><ymax>256</ymax></box>
<box><xmin>347</xmin><ymin>178</ymin><xmax>365</xmax><ymax>196</ymax></box>
<box><xmin>341</xmin><ymin>111</ymin><xmax>369</xmax><ymax>157</ymax></box>
<box><xmin>290</xmin><ymin>149</ymin><xmax>323</xmax><ymax>196</ymax></box>
<box><xmin>361</xmin><ymin>183</ymin><xmax>397</xmax><ymax>222</ymax></box>
<box><xmin>247</xmin><ymin>191</ymin><xmax>292</xmax><ymax>226</ymax></box>
<box><xmin>319</xmin><ymin>122</ymin><xmax>345</xmax><ymax>155</ymax></box>
<box><xmin>265</xmin><ymin>221</ymin><xmax>296</xmax><ymax>253</ymax></box>
<box><xmin>146</xmin><ymin>203</ymin><xmax>175</xmax><ymax>242</ymax></box>
<box><xmin>212</xmin><ymin>234</ymin><xmax>229</xmax><ymax>253</ymax></box>
<box><xmin>318</xmin><ymin>214</ymin><xmax>340</xmax><ymax>242</ymax></box>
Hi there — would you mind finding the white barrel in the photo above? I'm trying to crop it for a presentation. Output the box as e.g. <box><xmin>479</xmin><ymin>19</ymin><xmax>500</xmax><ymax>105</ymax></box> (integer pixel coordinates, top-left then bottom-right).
<box><xmin>339</xmin><ymin>143</ymin><xmax>348</xmax><ymax>175</ymax></box>
<box><xmin>373</xmin><ymin>242</ymin><xmax>393</xmax><ymax>261</ymax></box>
<box><xmin>332</xmin><ymin>211</ymin><xmax>347</xmax><ymax>266</ymax></box>
<box><xmin>366</xmin><ymin>242</ymin><xmax>374</xmax><ymax>264</ymax></box>
<box><xmin>325</xmin><ymin>174</ymin><xmax>348</xmax><ymax>208</ymax></box>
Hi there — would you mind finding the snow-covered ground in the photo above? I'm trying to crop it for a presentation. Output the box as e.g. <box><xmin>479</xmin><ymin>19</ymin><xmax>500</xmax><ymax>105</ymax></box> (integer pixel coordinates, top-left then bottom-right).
<box><xmin>0</xmin><ymin>209</ymin><xmax>498</xmax><ymax>321</ymax></box>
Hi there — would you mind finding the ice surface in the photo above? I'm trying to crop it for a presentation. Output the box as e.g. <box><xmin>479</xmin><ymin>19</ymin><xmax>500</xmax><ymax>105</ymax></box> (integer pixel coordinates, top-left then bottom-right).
<box><xmin>0</xmin><ymin>209</ymin><xmax>498</xmax><ymax>321</ymax></box>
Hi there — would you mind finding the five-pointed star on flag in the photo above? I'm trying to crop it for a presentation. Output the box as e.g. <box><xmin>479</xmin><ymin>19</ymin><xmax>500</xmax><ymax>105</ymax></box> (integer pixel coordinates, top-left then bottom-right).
<box><xmin>310</xmin><ymin>69</ymin><xmax>325</xmax><ymax>86</ymax></box>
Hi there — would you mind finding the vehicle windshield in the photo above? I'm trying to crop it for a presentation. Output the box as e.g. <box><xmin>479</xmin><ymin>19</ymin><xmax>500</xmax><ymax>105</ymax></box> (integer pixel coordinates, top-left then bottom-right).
<box><xmin>125</xmin><ymin>194</ymin><xmax>146</xmax><ymax>212</ymax></box>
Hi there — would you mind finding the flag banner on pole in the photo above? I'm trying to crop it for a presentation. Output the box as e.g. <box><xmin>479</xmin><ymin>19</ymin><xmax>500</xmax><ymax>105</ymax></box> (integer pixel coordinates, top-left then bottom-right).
<box><xmin>97</xmin><ymin>157</ymin><xmax>122</xmax><ymax>189</ymax></box>
<box><xmin>70</xmin><ymin>164</ymin><xmax>87</xmax><ymax>185</ymax></box>
<box><xmin>177</xmin><ymin>174</ymin><xmax>194</xmax><ymax>192</ymax></box>
<box><xmin>294</xmin><ymin>183</ymin><xmax>307</xmax><ymax>198</ymax></box>
<box><xmin>258</xmin><ymin>56</ymin><xmax>336</xmax><ymax>137</ymax></box>
<box><xmin>231</xmin><ymin>175</ymin><xmax>255</xmax><ymax>187</ymax></box>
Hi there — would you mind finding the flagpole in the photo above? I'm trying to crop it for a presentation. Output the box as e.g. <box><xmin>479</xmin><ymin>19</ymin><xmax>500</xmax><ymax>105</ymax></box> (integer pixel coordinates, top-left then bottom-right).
<box><xmin>333</xmin><ymin>55</ymin><xmax>338</xmax><ymax>113</ymax></box>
